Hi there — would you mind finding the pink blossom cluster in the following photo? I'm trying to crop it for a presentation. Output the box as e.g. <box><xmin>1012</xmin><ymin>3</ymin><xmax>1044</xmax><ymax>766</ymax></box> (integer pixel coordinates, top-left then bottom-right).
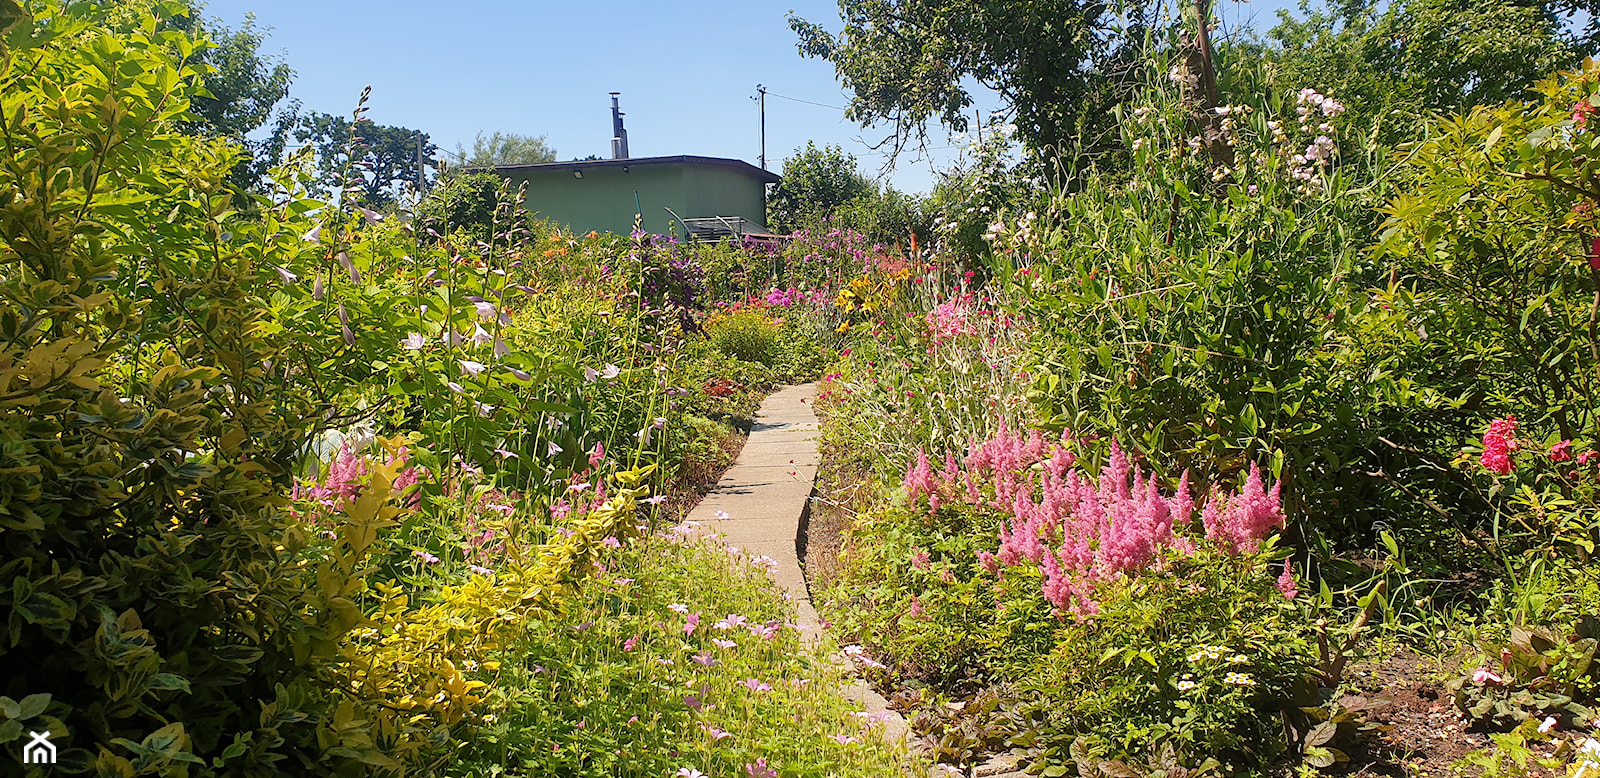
<box><xmin>926</xmin><ymin>297</ymin><xmax>978</xmax><ymax>343</ymax></box>
<box><xmin>1480</xmin><ymin>415</ymin><xmax>1518</xmax><ymax>475</ymax></box>
<box><xmin>902</xmin><ymin>425</ymin><xmax>1287</xmax><ymax>618</ymax></box>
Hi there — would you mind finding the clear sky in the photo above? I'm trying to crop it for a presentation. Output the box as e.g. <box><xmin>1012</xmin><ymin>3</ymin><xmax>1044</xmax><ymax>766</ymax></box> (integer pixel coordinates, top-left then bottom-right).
<box><xmin>196</xmin><ymin>0</ymin><xmax>1302</xmax><ymax>195</ymax></box>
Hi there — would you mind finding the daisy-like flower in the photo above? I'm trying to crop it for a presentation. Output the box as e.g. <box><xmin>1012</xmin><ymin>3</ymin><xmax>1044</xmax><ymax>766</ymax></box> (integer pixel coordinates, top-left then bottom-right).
<box><xmin>1229</xmin><ymin>654</ymin><xmax>1249</xmax><ymax>664</ymax></box>
<box><xmin>1223</xmin><ymin>672</ymin><xmax>1256</xmax><ymax>686</ymax></box>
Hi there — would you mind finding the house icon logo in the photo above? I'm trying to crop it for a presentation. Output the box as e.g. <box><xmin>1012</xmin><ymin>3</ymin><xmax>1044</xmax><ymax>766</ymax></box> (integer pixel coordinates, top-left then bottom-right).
<box><xmin>23</xmin><ymin>730</ymin><xmax>55</xmax><ymax>765</ymax></box>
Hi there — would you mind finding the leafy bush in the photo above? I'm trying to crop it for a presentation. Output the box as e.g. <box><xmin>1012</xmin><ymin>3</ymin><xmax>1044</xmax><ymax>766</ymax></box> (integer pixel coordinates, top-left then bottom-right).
<box><xmin>708</xmin><ymin>310</ymin><xmax>781</xmax><ymax>366</ymax></box>
<box><xmin>0</xmin><ymin>3</ymin><xmax>407</xmax><ymax>772</ymax></box>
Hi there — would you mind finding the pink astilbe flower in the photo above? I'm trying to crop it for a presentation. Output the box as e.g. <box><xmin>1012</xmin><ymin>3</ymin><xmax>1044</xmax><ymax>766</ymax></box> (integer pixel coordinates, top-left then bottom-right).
<box><xmin>1277</xmin><ymin>560</ymin><xmax>1299</xmax><ymax>599</ymax></box>
<box><xmin>904</xmin><ymin>449</ymin><xmax>938</xmax><ymax>507</ymax></box>
<box><xmin>961</xmin><ymin>426</ymin><xmax>1287</xmax><ymax>619</ymax></box>
<box><xmin>1480</xmin><ymin>415</ymin><xmax>1519</xmax><ymax>475</ymax></box>
<box><xmin>1203</xmin><ymin>464</ymin><xmax>1286</xmax><ymax>554</ymax></box>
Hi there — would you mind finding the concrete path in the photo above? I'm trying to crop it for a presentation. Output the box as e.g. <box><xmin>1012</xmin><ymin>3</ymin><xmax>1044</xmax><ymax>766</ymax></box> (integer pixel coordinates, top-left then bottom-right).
<box><xmin>686</xmin><ymin>384</ymin><xmax>1026</xmax><ymax>777</ymax></box>
<box><xmin>685</xmin><ymin>383</ymin><xmax>910</xmax><ymax>744</ymax></box>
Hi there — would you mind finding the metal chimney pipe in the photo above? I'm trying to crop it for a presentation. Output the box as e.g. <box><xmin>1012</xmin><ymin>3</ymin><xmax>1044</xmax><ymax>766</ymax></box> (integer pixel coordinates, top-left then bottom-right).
<box><xmin>609</xmin><ymin>92</ymin><xmax>629</xmax><ymax>159</ymax></box>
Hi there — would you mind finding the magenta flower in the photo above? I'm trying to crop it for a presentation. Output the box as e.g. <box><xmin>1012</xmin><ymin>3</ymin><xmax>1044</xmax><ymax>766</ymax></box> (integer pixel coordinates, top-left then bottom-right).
<box><xmin>1480</xmin><ymin>415</ymin><xmax>1518</xmax><ymax>475</ymax></box>
<box><xmin>623</xmin><ymin>635</ymin><xmax>639</xmax><ymax>652</ymax></box>
<box><xmin>1550</xmin><ymin>440</ymin><xmax>1574</xmax><ymax>463</ymax></box>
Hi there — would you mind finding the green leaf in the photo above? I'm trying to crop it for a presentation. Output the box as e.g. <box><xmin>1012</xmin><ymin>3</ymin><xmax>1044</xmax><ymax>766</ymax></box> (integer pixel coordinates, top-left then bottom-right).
<box><xmin>16</xmin><ymin>694</ymin><xmax>48</xmax><ymax>719</ymax></box>
<box><xmin>147</xmin><ymin>674</ymin><xmax>190</xmax><ymax>693</ymax></box>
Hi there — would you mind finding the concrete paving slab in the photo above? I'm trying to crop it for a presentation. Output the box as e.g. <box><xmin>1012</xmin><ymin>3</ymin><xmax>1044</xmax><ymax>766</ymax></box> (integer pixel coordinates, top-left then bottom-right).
<box><xmin>682</xmin><ymin>383</ymin><xmax>914</xmax><ymax>749</ymax></box>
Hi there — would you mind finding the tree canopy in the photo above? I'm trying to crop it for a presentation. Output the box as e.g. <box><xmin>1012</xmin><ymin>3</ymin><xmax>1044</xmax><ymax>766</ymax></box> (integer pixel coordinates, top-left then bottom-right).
<box><xmin>457</xmin><ymin>130</ymin><xmax>556</xmax><ymax>169</ymax></box>
<box><xmin>767</xmin><ymin>142</ymin><xmax>875</xmax><ymax>232</ymax></box>
<box><xmin>788</xmin><ymin>0</ymin><xmax>1153</xmax><ymax>163</ymax></box>
<box><xmin>294</xmin><ymin>108</ymin><xmax>438</xmax><ymax>209</ymax></box>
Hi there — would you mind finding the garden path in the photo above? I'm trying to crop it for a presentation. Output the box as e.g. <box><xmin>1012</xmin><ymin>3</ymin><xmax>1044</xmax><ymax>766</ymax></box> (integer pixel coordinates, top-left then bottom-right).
<box><xmin>688</xmin><ymin>385</ymin><xmax>1026</xmax><ymax>777</ymax></box>
<box><xmin>687</xmin><ymin>384</ymin><xmax>908</xmax><ymax>740</ymax></box>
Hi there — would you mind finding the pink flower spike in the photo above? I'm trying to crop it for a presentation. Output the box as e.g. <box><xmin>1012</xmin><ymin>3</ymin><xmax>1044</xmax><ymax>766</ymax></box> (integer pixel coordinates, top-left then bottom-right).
<box><xmin>1277</xmin><ymin>559</ymin><xmax>1299</xmax><ymax>600</ymax></box>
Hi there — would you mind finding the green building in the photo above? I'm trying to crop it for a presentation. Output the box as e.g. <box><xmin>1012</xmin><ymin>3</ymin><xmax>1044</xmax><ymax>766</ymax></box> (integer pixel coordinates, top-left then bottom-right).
<box><xmin>490</xmin><ymin>155</ymin><xmax>781</xmax><ymax>239</ymax></box>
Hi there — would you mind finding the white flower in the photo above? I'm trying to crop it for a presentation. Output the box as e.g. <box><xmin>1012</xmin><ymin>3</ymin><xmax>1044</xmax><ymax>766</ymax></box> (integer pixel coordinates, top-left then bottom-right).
<box><xmin>602</xmin><ymin>364</ymin><xmax>621</xmax><ymax>379</ymax></box>
<box><xmin>459</xmin><ymin>359</ymin><xmax>486</xmax><ymax>376</ymax></box>
<box><xmin>401</xmin><ymin>333</ymin><xmax>427</xmax><ymax>350</ymax></box>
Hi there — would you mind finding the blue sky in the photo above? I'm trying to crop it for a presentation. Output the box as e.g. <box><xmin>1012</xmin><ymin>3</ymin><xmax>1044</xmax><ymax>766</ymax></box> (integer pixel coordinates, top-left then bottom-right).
<box><xmin>197</xmin><ymin>0</ymin><xmax>1303</xmax><ymax>195</ymax></box>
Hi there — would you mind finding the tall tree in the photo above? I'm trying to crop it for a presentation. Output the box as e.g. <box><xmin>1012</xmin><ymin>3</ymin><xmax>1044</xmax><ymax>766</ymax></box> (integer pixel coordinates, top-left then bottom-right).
<box><xmin>788</xmin><ymin>0</ymin><xmax>1154</xmax><ymax>164</ymax></box>
<box><xmin>457</xmin><ymin>131</ymin><xmax>556</xmax><ymax>169</ymax></box>
<box><xmin>167</xmin><ymin>5</ymin><xmax>295</xmax><ymax>197</ymax></box>
<box><xmin>294</xmin><ymin>110</ymin><xmax>438</xmax><ymax>209</ymax></box>
<box><xmin>766</xmin><ymin>142</ymin><xmax>875</xmax><ymax>232</ymax></box>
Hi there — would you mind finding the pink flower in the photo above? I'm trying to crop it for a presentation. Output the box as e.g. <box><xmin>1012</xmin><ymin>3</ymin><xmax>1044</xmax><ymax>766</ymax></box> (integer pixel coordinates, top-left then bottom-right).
<box><xmin>684</xmin><ymin>612</ymin><xmax>700</xmax><ymax>635</ymax></box>
<box><xmin>1480</xmin><ymin>415</ymin><xmax>1518</xmax><ymax>475</ymax></box>
<box><xmin>1472</xmin><ymin>667</ymin><xmax>1503</xmax><ymax>685</ymax></box>
<box><xmin>1277</xmin><ymin>560</ymin><xmax>1299</xmax><ymax>600</ymax></box>
<box><xmin>713</xmin><ymin>638</ymin><xmax>737</xmax><ymax>649</ymax></box>
<box><xmin>744</xmin><ymin>758</ymin><xmax>778</xmax><ymax>778</ymax></box>
<box><xmin>831</xmin><ymin>733</ymin><xmax>859</xmax><ymax>744</ymax></box>
<box><xmin>739</xmin><ymin>678</ymin><xmax>772</xmax><ymax>693</ymax></box>
<box><xmin>1551</xmin><ymin>440</ymin><xmax>1574</xmax><ymax>463</ymax></box>
<box><xmin>691</xmin><ymin>651</ymin><xmax>720</xmax><ymax>667</ymax></box>
<box><xmin>1539</xmin><ymin>716</ymin><xmax>1557</xmax><ymax>734</ymax></box>
<box><xmin>699</xmin><ymin>723</ymin><xmax>733</xmax><ymax>741</ymax></box>
<box><xmin>714</xmin><ymin>614</ymin><xmax>748</xmax><ymax>631</ymax></box>
<box><xmin>623</xmin><ymin>635</ymin><xmax>639</xmax><ymax>652</ymax></box>
<box><xmin>413</xmin><ymin>550</ymin><xmax>440</xmax><ymax>564</ymax></box>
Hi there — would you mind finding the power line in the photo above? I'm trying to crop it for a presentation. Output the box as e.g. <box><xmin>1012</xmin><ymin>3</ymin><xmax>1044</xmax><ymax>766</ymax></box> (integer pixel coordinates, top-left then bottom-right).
<box><xmin>762</xmin><ymin>89</ymin><xmax>848</xmax><ymax>112</ymax></box>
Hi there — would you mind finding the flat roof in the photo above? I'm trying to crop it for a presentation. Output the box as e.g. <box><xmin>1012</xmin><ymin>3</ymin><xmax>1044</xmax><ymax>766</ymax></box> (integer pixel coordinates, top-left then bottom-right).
<box><xmin>483</xmin><ymin>154</ymin><xmax>781</xmax><ymax>184</ymax></box>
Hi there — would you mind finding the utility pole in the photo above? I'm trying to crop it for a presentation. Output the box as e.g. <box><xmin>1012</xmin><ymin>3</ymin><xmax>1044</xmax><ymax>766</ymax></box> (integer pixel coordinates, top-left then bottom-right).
<box><xmin>757</xmin><ymin>84</ymin><xmax>767</xmax><ymax>170</ymax></box>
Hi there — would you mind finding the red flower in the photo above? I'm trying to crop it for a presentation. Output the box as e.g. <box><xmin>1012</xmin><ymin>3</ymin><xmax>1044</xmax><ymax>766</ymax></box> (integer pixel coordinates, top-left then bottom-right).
<box><xmin>1550</xmin><ymin>440</ymin><xmax>1574</xmax><ymax>463</ymax></box>
<box><xmin>1480</xmin><ymin>415</ymin><xmax>1518</xmax><ymax>475</ymax></box>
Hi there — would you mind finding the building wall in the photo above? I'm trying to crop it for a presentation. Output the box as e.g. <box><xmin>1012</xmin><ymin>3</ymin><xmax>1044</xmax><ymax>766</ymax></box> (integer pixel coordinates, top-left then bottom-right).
<box><xmin>503</xmin><ymin>162</ymin><xmax>768</xmax><ymax>237</ymax></box>
<box><xmin>681</xmin><ymin>165</ymin><xmax>770</xmax><ymax>233</ymax></box>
